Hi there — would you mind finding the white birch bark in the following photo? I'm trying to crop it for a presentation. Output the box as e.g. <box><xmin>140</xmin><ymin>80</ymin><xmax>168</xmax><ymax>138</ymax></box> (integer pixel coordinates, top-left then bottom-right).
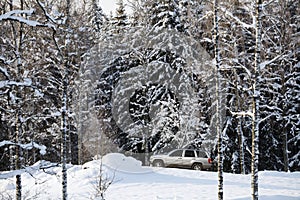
<box><xmin>234</xmin><ymin>69</ymin><xmax>245</xmax><ymax>174</ymax></box>
<box><xmin>15</xmin><ymin>0</ymin><xmax>24</xmax><ymax>199</ymax></box>
<box><xmin>214</xmin><ymin>0</ymin><xmax>223</xmax><ymax>199</ymax></box>
<box><xmin>61</xmin><ymin>0</ymin><xmax>71</xmax><ymax>199</ymax></box>
<box><xmin>15</xmin><ymin>110</ymin><xmax>21</xmax><ymax>200</ymax></box>
<box><xmin>251</xmin><ymin>0</ymin><xmax>262</xmax><ymax>199</ymax></box>
<box><xmin>61</xmin><ymin>75</ymin><xmax>68</xmax><ymax>200</ymax></box>
<box><xmin>237</xmin><ymin>117</ymin><xmax>245</xmax><ymax>174</ymax></box>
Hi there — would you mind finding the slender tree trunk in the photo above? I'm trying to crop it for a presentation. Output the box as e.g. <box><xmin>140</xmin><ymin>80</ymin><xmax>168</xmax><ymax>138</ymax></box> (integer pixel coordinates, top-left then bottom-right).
<box><xmin>214</xmin><ymin>0</ymin><xmax>223</xmax><ymax>199</ymax></box>
<box><xmin>144</xmin><ymin>136</ymin><xmax>150</xmax><ymax>166</ymax></box>
<box><xmin>9</xmin><ymin>144</ymin><xmax>14</xmax><ymax>170</ymax></box>
<box><xmin>143</xmin><ymin>113</ymin><xmax>150</xmax><ymax>166</ymax></box>
<box><xmin>282</xmin><ymin>116</ymin><xmax>289</xmax><ymax>172</ymax></box>
<box><xmin>9</xmin><ymin>102</ymin><xmax>15</xmax><ymax>170</ymax></box>
<box><xmin>281</xmin><ymin>68</ymin><xmax>289</xmax><ymax>172</ymax></box>
<box><xmin>15</xmin><ymin>110</ymin><xmax>21</xmax><ymax>200</ymax></box>
<box><xmin>237</xmin><ymin>117</ymin><xmax>245</xmax><ymax>174</ymax></box>
<box><xmin>61</xmin><ymin>31</ymin><xmax>69</xmax><ymax>200</ymax></box>
<box><xmin>78</xmin><ymin>108</ymin><xmax>83</xmax><ymax>165</ymax></box>
<box><xmin>15</xmin><ymin>0</ymin><xmax>24</xmax><ymax>198</ymax></box>
<box><xmin>15</xmin><ymin>50</ymin><xmax>22</xmax><ymax>200</ymax></box>
<box><xmin>234</xmin><ymin>69</ymin><xmax>245</xmax><ymax>174</ymax></box>
<box><xmin>67</xmin><ymin>120</ymin><xmax>71</xmax><ymax>163</ymax></box>
<box><xmin>251</xmin><ymin>0</ymin><xmax>262</xmax><ymax>199</ymax></box>
<box><xmin>61</xmin><ymin>1</ymin><xmax>71</xmax><ymax>199</ymax></box>
<box><xmin>61</xmin><ymin>73</ymin><xmax>68</xmax><ymax>200</ymax></box>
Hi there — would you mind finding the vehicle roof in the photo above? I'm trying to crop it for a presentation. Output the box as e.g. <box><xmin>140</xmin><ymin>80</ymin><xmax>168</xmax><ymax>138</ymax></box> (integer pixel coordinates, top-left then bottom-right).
<box><xmin>171</xmin><ymin>148</ymin><xmax>205</xmax><ymax>151</ymax></box>
<box><xmin>169</xmin><ymin>148</ymin><xmax>206</xmax><ymax>152</ymax></box>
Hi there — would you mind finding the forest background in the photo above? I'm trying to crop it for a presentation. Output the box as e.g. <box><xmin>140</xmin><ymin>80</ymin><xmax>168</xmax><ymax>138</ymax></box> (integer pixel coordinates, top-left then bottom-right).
<box><xmin>0</xmin><ymin>0</ymin><xmax>299</xmax><ymax>177</ymax></box>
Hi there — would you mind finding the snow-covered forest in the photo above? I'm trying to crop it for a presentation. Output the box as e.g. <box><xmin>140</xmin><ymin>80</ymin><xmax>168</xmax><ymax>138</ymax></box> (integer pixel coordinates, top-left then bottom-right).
<box><xmin>0</xmin><ymin>0</ymin><xmax>299</xmax><ymax>199</ymax></box>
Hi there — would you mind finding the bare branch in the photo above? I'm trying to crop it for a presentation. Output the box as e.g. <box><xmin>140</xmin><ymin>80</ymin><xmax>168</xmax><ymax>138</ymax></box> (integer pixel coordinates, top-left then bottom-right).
<box><xmin>220</xmin><ymin>7</ymin><xmax>254</xmax><ymax>29</ymax></box>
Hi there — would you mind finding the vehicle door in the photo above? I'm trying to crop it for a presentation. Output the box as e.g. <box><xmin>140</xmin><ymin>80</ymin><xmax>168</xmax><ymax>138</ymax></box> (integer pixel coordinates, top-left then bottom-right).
<box><xmin>182</xmin><ymin>149</ymin><xmax>196</xmax><ymax>167</ymax></box>
<box><xmin>166</xmin><ymin>150</ymin><xmax>183</xmax><ymax>167</ymax></box>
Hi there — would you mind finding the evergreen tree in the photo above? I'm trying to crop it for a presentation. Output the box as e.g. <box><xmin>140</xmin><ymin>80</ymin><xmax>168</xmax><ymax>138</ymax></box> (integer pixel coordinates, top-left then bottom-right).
<box><xmin>115</xmin><ymin>0</ymin><xmax>128</xmax><ymax>27</ymax></box>
<box><xmin>0</xmin><ymin>0</ymin><xmax>60</xmax><ymax>198</ymax></box>
<box><xmin>143</xmin><ymin>0</ymin><xmax>184</xmax><ymax>32</ymax></box>
<box><xmin>222</xmin><ymin>0</ymin><xmax>255</xmax><ymax>174</ymax></box>
<box><xmin>258</xmin><ymin>0</ymin><xmax>300</xmax><ymax>172</ymax></box>
<box><xmin>109</xmin><ymin>0</ymin><xmax>129</xmax><ymax>34</ymax></box>
<box><xmin>80</xmin><ymin>5</ymin><xmax>213</xmax><ymax>161</ymax></box>
<box><xmin>91</xmin><ymin>0</ymin><xmax>106</xmax><ymax>33</ymax></box>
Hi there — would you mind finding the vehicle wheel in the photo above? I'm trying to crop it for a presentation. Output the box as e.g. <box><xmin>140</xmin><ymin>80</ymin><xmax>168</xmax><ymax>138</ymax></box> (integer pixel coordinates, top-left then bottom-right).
<box><xmin>152</xmin><ymin>160</ymin><xmax>164</xmax><ymax>167</ymax></box>
<box><xmin>192</xmin><ymin>163</ymin><xmax>203</xmax><ymax>171</ymax></box>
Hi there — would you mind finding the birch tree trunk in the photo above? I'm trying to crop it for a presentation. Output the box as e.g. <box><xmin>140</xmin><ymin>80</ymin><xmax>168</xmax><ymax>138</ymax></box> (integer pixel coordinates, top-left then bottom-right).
<box><xmin>61</xmin><ymin>71</ymin><xmax>68</xmax><ymax>200</ymax></box>
<box><xmin>15</xmin><ymin>110</ymin><xmax>22</xmax><ymax>200</ymax></box>
<box><xmin>281</xmin><ymin>64</ymin><xmax>289</xmax><ymax>172</ymax></box>
<box><xmin>214</xmin><ymin>0</ymin><xmax>223</xmax><ymax>199</ymax></box>
<box><xmin>237</xmin><ymin>117</ymin><xmax>245</xmax><ymax>174</ymax></box>
<box><xmin>251</xmin><ymin>0</ymin><xmax>262</xmax><ymax>199</ymax></box>
<box><xmin>61</xmin><ymin>0</ymin><xmax>71</xmax><ymax>199</ymax></box>
<box><xmin>15</xmin><ymin>0</ymin><xmax>24</xmax><ymax>198</ymax></box>
<box><xmin>234</xmin><ymin>69</ymin><xmax>245</xmax><ymax>174</ymax></box>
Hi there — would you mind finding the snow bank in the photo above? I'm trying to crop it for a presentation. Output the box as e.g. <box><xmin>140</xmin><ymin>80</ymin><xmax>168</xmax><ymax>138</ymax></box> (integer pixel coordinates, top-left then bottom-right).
<box><xmin>0</xmin><ymin>140</ymin><xmax>46</xmax><ymax>155</ymax></box>
<box><xmin>102</xmin><ymin>153</ymin><xmax>152</xmax><ymax>173</ymax></box>
<box><xmin>0</xmin><ymin>154</ymin><xmax>299</xmax><ymax>200</ymax></box>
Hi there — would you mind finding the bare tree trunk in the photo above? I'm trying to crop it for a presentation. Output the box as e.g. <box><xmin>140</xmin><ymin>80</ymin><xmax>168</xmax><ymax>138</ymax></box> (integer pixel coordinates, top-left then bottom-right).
<box><xmin>251</xmin><ymin>0</ymin><xmax>262</xmax><ymax>199</ymax></box>
<box><xmin>15</xmin><ymin>0</ymin><xmax>24</xmax><ymax>198</ymax></box>
<box><xmin>234</xmin><ymin>69</ymin><xmax>245</xmax><ymax>174</ymax></box>
<box><xmin>281</xmin><ymin>67</ymin><xmax>289</xmax><ymax>172</ymax></box>
<box><xmin>144</xmin><ymin>136</ymin><xmax>150</xmax><ymax>166</ymax></box>
<box><xmin>15</xmin><ymin>110</ymin><xmax>21</xmax><ymax>200</ymax></box>
<box><xmin>282</xmin><ymin>119</ymin><xmax>289</xmax><ymax>172</ymax></box>
<box><xmin>214</xmin><ymin>0</ymin><xmax>223</xmax><ymax>199</ymax></box>
<box><xmin>61</xmin><ymin>0</ymin><xmax>71</xmax><ymax>199</ymax></box>
<box><xmin>61</xmin><ymin>75</ymin><xmax>68</xmax><ymax>200</ymax></box>
<box><xmin>237</xmin><ymin>117</ymin><xmax>245</xmax><ymax>174</ymax></box>
<box><xmin>282</xmin><ymin>116</ymin><xmax>289</xmax><ymax>172</ymax></box>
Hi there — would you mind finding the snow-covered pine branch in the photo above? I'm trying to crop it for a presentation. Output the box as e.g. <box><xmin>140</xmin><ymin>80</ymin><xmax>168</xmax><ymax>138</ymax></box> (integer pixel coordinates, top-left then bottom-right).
<box><xmin>230</xmin><ymin>110</ymin><xmax>254</xmax><ymax>118</ymax></box>
<box><xmin>0</xmin><ymin>79</ymin><xmax>32</xmax><ymax>89</ymax></box>
<box><xmin>0</xmin><ymin>160</ymin><xmax>58</xmax><ymax>180</ymax></box>
<box><xmin>0</xmin><ymin>9</ymin><xmax>35</xmax><ymax>20</ymax></box>
<box><xmin>0</xmin><ymin>9</ymin><xmax>55</xmax><ymax>29</ymax></box>
<box><xmin>0</xmin><ymin>141</ymin><xmax>46</xmax><ymax>155</ymax></box>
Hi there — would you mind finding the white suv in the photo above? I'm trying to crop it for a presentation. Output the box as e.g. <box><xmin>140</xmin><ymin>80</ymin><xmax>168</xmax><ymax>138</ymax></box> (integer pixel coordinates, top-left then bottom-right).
<box><xmin>150</xmin><ymin>149</ymin><xmax>214</xmax><ymax>170</ymax></box>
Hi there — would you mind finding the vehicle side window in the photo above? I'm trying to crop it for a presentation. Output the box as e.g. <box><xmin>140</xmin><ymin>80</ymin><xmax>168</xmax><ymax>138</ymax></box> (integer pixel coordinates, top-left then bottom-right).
<box><xmin>197</xmin><ymin>151</ymin><xmax>208</xmax><ymax>158</ymax></box>
<box><xmin>184</xmin><ymin>150</ymin><xmax>195</xmax><ymax>157</ymax></box>
<box><xmin>169</xmin><ymin>150</ymin><xmax>183</xmax><ymax>157</ymax></box>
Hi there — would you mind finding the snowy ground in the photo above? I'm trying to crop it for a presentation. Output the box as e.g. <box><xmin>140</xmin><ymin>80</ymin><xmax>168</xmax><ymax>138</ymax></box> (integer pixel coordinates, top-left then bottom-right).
<box><xmin>0</xmin><ymin>153</ymin><xmax>299</xmax><ymax>200</ymax></box>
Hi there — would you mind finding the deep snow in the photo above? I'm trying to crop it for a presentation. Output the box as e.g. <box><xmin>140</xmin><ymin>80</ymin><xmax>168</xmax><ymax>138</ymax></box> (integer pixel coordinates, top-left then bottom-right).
<box><xmin>0</xmin><ymin>153</ymin><xmax>299</xmax><ymax>200</ymax></box>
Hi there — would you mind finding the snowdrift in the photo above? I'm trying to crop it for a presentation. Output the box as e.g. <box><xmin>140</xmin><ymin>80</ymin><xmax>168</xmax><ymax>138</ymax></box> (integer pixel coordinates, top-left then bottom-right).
<box><xmin>0</xmin><ymin>153</ymin><xmax>299</xmax><ymax>200</ymax></box>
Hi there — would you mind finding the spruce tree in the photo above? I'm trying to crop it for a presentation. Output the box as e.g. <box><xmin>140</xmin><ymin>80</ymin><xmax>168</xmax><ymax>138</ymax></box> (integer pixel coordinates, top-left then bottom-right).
<box><xmin>144</xmin><ymin>0</ymin><xmax>184</xmax><ymax>32</ymax></box>
<box><xmin>110</xmin><ymin>0</ymin><xmax>129</xmax><ymax>34</ymax></box>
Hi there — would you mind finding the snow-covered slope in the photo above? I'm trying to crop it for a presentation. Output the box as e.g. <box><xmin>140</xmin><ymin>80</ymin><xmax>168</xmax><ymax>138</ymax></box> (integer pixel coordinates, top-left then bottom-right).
<box><xmin>0</xmin><ymin>153</ymin><xmax>299</xmax><ymax>200</ymax></box>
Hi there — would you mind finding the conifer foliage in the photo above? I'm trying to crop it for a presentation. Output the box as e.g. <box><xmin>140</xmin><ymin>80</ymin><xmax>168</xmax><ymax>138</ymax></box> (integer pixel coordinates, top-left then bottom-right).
<box><xmin>0</xmin><ymin>0</ymin><xmax>299</xmax><ymax>199</ymax></box>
